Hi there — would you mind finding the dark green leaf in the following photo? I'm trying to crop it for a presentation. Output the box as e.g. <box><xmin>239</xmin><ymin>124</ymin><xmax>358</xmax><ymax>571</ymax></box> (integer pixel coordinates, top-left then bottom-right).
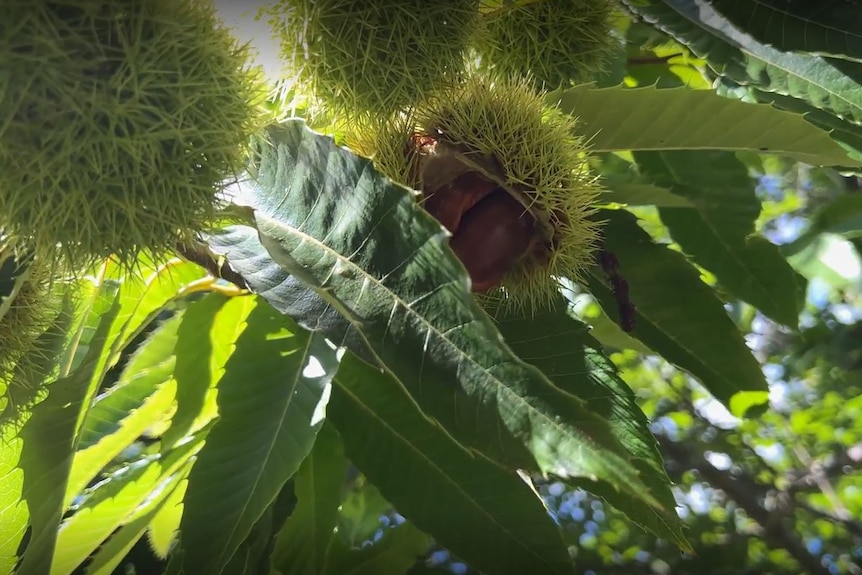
<box><xmin>621</xmin><ymin>0</ymin><xmax>862</xmax><ymax>126</ymax></box>
<box><xmin>634</xmin><ymin>150</ymin><xmax>805</xmax><ymax>327</ymax></box>
<box><xmin>207</xmin><ymin>120</ymin><xmax>652</xmax><ymax>497</ymax></box>
<box><xmin>549</xmin><ymin>83</ymin><xmax>860</xmax><ymax>166</ymax></box>
<box><xmin>709</xmin><ymin>0</ymin><xmax>862</xmax><ymax>62</ymax></box>
<box><xmin>804</xmin><ymin>194</ymin><xmax>862</xmax><ymax>240</ymax></box>
<box><xmin>271</xmin><ymin>422</ymin><xmax>349</xmax><ymax>575</ymax></box>
<box><xmin>587</xmin><ymin>209</ymin><xmax>768</xmax><ymax>415</ymax></box>
<box><xmin>179</xmin><ymin>297</ymin><xmax>339</xmax><ymax>575</ymax></box>
<box><xmin>329</xmin><ymin>353</ymin><xmax>574</xmax><ymax>575</ymax></box>
<box><xmin>493</xmin><ymin>300</ymin><xmax>689</xmax><ymax>551</ymax></box>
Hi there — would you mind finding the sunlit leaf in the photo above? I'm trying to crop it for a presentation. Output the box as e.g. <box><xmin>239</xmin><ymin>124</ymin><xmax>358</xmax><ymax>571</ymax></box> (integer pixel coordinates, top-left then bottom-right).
<box><xmin>179</xmin><ymin>298</ymin><xmax>338</xmax><ymax>575</ymax></box>
<box><xmin>52</xmin><ymin>437</ymin><xmax>202</xmax><ymax>574</ymax></box>
<box><xmin>587</xmin><ymin>209</ymin><xmax>768</xmax><ymax>414</ymax></box>
<box><xmin>161</xmin><ymin>293</ymin><xmax>252</xmax><ymax>449</ymax></box>
<box><xmin>16</xmin><ymin>282</ymin><xmax>121</xmax><ymax>575</ymax></box>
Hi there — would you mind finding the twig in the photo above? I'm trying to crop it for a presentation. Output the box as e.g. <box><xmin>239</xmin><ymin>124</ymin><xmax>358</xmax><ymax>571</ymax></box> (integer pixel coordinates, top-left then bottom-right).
<box><xmin>658</xmin><ymin>435</ymin><xmax>831</xmax><ymax>575</ymax></box>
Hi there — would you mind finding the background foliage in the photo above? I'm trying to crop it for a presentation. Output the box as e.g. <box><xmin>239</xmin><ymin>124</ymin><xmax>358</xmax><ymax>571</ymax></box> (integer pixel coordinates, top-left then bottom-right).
<box><xmin>2</xmin><ymin>1</ymin><xmax>862</xmax><ymax>574</ymax></box>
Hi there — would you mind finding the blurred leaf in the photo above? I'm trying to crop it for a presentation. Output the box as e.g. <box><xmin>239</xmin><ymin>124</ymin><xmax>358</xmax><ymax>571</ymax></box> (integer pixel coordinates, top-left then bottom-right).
<box><xmin>329</xmin><ymin>353</ymin><xmax>574</xmax><ymax>575</ymax></box>
<box><xmin>179</xmin><ymin>297</ymin><xmax>338</xmax><ymax>575</ymax></box>
<box><xmin>587</xmin><ymin>209</ymin><xmax>768</xmax><ymax>414</ymax></box>
<box><xmin>324</xmin><ymin>522</ymin><xmax>430</xmax><ymax>575</ymax></box>
<box><xmin>620</xmin><ymin>0</ymin><xmax>862</xmax><ymax>126</ymax></box>
<box><xmin>493</xmin><ymin>300</ymin><xmax>690</xmax><ymax>551</ymax></box>
<box><xmin>783</xmin><ymin>233</ymin><xmax>862</xmax><ymax>290</ymax></box>
<box><xmin>550</xmin><ymin>84</ymin><xmax>860</xmax><ymax>166</ymax></box>
<box><xmin>207</xmin><ymin>120</ymin><xmax>653</xmax><ymax>496</ymax></box>
<box><xmin>337</xmin><ymin>482</ymin><xmax>391</xmax><ymax>548</ymax></box>
<box><xmin>709</xmin><ymin>0</ymin><xmax>862</xmax><ymax>62</ymax></box>
<box><xmin>16</xmin><ymin>283</ymin><xmax>121</xmax><ymax>575</ymax></box>
<box><xmin>802</xmin><ymin>194</ymin><xmax>862</xmax><ymax>240</ymax></box>
<box><xmin>271</xmin><ymin>422</ymin><xmax>349</xmax><ymax>575</ymax></box>
<box><xmin>634</xmin><ymin>150</ymin><xmax>805</xmax><ymax>327</ymax></box>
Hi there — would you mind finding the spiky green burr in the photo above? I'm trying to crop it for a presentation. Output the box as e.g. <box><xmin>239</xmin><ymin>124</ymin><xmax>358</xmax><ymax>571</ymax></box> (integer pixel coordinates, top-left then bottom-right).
<box><xmin>365</xmin><ymin>75</ymin><xmax>603</xmax><ymax>312</ymax></box>
<box><xmin>0</xmin><ymin>0</ymin><xmax>268</xmax><ymax>271</ymax></box>
<box><xmin>475</xmin><ymin>0</ymin><xmax>617</xmax><ymax>88</ymax></box>
<box><xmin>0</xmin><ymin>245</ymin><xmax>62</xmax><ymax>426</ymax></box>
<box><xmin>267</xmin><ymin>0</ymin><xmax>481</xmax><ymax>123</ymax></box>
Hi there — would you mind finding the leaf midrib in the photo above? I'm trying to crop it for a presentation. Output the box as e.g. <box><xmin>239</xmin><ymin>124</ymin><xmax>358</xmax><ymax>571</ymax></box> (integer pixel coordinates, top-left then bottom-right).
<box><xmin>256</xmin><ymin>211</ymin><xmax>645</xmax><ymax>487</ymax></box>
<box><xmin>208</xmin><ymin>332</ymin><xmax>314</xmax><ymax>573</ymax></box>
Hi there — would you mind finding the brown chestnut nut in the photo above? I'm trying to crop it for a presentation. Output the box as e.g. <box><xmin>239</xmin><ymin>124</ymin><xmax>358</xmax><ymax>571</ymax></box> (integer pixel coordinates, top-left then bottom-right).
<box><xmin>449</xmin><ymin>189</ymin><xmax>535</xmax><ymax>292</ymax></box>
<box><xmin>423</xmin><ymin>171</ymin><xmax>498</xmax><ymax>234</ymax></box>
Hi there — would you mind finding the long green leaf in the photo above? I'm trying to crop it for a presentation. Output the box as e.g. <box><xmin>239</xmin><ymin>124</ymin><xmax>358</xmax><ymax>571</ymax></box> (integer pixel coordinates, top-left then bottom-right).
<box><xmin>147</xmin><ymin>474</ymin><xmax>191</xmax><ymax>559</ymax></box>
<box><xmin>492</xmin><ymin>300</ymin><xmax>689</xmax><ymax>551</ymax></box>
<box><xmin>67</xmin><ymin>311</ymin><xmax>184</xmax><ymax>507</ymax></box>
<box><xmin>329</xmin><ymin>353</ymin><xmax>574</xmax><ymax>575</ymax></box>
<box><xmin>15</xmin><ymin>284</ymin><xmax>121</xmax><ymax>575</ymax></box>
<box><xmin>709</xmin><ymin>0</ymin><xmax>862</xmax><ymax>62</ymax></box>
<box><xmin>208</xmin><ymin>120</ymin><xmax>653</xmax><ymax>499</ymax></box>
<box><xmin>587</xmin><ymin>209</ymin><xmax>768</xmax><ymax>415</ymax></box>
<box><xmin>0</xmin><ymin>426</ymin><xmax>27</xmax><ymax>574</ymax></box>
<box><xmin>52</xmin><ymin>437</ymin><xmax>203</xmax><ymax>575</ymax></box>
<box><xmin>633</xmin><ymin>150</ymin><xmax>805</xmax><ymax>327</ymax></box>
<box><xmin>107</xmin><ymin>258</ymin><xmax>209</xmax><ymax>357</ymax></box>
<box><xmin>85</xmin><ymin>463</ymin><xmax>193</xmax><ymax>575</ymax></box>
<box><xmin>271</xmin><ymin>422</ymin><xmax>348</xmax><ymax>575</ymax></box>
<box><xmin>161</xmin><ymin>292</ymin><xmax>249</xmax><ymax>449</ymax></box>
<box><xmin>620</xmin><ymin>0</ymin><xmax>862</xmax><ymax>125</ymax></box>
<box><xmin>550</xmin><ymin>84</ymin><xmax>860</xmax><ymax>167</ymax></box>
<box><xmin>179</xmin><ymin>297</ymin><xmax>338</xmax><ymax>575</ymax></box>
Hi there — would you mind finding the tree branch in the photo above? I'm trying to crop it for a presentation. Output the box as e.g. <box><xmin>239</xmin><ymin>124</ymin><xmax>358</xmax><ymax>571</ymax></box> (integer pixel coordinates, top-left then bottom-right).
<box><xmin>658</xmin><ymin>435</ymin><xmax>831</xmax><ymax>575</ymax></box>
<box><xmin>175</xmin><ymin>241</ymin><xmax>249</xmax><ymax>290</ymax></box>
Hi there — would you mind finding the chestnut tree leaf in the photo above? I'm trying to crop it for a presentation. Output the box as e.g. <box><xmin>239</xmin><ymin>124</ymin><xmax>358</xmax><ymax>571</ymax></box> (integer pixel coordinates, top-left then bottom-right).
<box><xmin>492</xmin><ymin>300</ymin><xmax>690</xmax><ymax>551</ymax></box>
<box><xmin>551</xmin><ymin>83</ymin><xmax>861</xmax><ymax>167</ymax></box>
<box><xmin>619</xmin><ymin>0</ymin><xmax>862</xmax><ymax>129</ymax></box>
<box><xmin>634</xmin><ymin>150</ymin><xmax>806</xmax><ymax>328</ymax></box>
<box><xmin>329</xmin><ymin>352</ymin><xmax>574</xmax><ymax>575</ymax></box>
<box><xmin>708</xmin><ymin>0</ymin><xmax>862</xmax><ymax>62</ymax></box>
<box><xmin>179</xmin><ymin>297</ymin><xmax>338</xmax><ymax>575</ymax></box>
<box><xmin>207</xmin><ymin>120</ymin><xmax>659</xmax><ymax>508</ymax></box>
<box><xmin>587</xmin><ymin>209</ymin><xmax>768</xmax><ymax>416</ymax></box>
